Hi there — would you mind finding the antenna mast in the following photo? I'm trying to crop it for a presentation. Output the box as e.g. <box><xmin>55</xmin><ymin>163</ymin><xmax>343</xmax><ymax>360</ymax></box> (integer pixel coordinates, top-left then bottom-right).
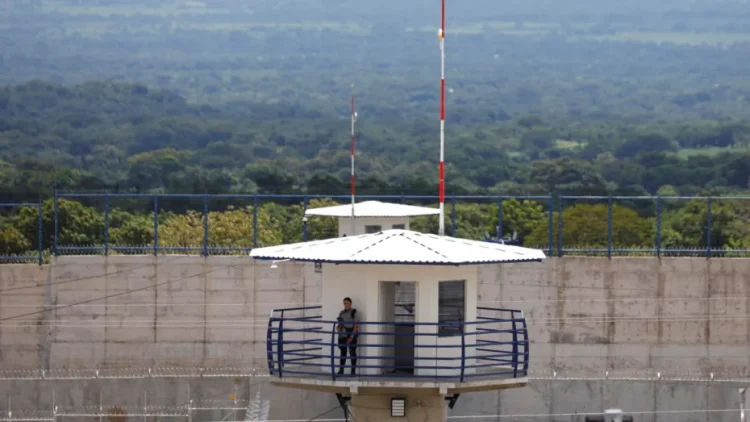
<box><xmin>350</xmin><ymin>85</ymin><xmax>357</xmax><ymax>235</ymax></box>
<box><xmin>438</xmin><ymin>0</ymin><xmax>446</xmax><ymax>235</ymax></box>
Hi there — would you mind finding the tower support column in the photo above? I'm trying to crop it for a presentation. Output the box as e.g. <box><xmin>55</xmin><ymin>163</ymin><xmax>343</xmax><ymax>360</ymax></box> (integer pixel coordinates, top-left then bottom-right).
<box><xmin>351</xmin><ymin>391</ymin><xmax>447</xmax><ymax>421</ymax></box>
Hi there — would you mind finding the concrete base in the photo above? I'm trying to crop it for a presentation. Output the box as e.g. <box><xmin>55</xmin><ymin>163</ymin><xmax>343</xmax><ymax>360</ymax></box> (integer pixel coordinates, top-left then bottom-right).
<box><xmin>351</xmin><ymin>392</ymin><xmax>446</xmax><ymax>421</ymax></box>
<box><xmin>271</xmin><ymin>376</ymin><xmax>528</xmax><ymax>395</ymax></box>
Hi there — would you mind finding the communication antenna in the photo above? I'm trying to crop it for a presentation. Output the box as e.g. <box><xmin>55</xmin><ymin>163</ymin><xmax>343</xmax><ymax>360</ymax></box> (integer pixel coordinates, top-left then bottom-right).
<box><xmin>438</xmin><ymin>0</ymin><xmax>446</xmax><ymax>235</ymax></box>
<box><xmin>350</xmin><ymin>85</ymin><xmax>358</xmax><ymax>235</ymax></box>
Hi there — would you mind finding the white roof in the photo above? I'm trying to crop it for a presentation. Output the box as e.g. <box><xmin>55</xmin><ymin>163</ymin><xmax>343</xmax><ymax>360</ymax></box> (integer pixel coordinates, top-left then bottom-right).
<box><xmin>304</xmin><ymin>200</ymin><xmax>440</xmax><ymax>218</ymax></box>
<box><xmin>249</xmin><ymin>229</ymin><xmax>545</xmax><ymax>265</ymax></box>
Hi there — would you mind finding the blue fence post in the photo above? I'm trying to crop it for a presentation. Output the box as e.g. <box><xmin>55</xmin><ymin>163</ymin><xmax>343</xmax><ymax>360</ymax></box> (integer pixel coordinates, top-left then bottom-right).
<box><xmin>656</xmin><ymin>197</ymin><xmax>662</xmax><ymax>258</ymax></box>
<box><xmin>53</xmin><ymin>190</ymin><xmax>59</xmax><ymax>257</ymax></box>
<box><xmin>557</xmin><ymin>199</ymin><xmax>563</xmax><ymax>258</ymax></box>
<box><xmin>303</xmin><ymin>195</ymin><xmax>309</xmax><ymax>242</ymax></box>
<box><xmin>202</xmin><ymin>194</ymin><xmax>209</xmax><ymax>257</ymax></box>
<box><xmin>253</xmin><ymin>194</ymin><xmax>258</xmax><ymax>248</ymax></box>
<box><xmin>706</xmin><ymin>197</ymin><xmax>712</xmax><ymax>258</ymax></box>
<box><xmin>451</xmin><ymin>195</ymin><xmax>456</xmax><ymax>237</ymax></box>
<box><xmin>37</xmin><ymin>202</ymin><xmax>43</xmax><ymax>266</ymax></box>
<box><xmin>104</xmin><ymin>194</ymin><xmax>110</xmax><ymax>256</ymax></box>
<box><xmin>496</xmin><ymin>197</ymin><xmax>503</xmax><ymax>239</ymax></box>
<box><xmin>607</xmin><ymin>197</ymin><xmax>613</xmax><ymax>259</ymax></box>
<box><xmin>547</xmin><ymin>196</ymin><xmax>554</xmax><ymax>257</ymax></box>
<box><xmin>153</xmin><ymin>196</ymin><xmax>159</xmax><ymax>256</ymax></box>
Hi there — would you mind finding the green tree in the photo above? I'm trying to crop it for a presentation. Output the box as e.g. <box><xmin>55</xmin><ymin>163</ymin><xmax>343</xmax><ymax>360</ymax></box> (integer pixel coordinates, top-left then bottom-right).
<box><xmin>526</xmin><ymin>203</ymin><xmax>653</xmax><ymax>249</ymax></box>
<box><xmin>661</xmin><ymin>198</ymin><xmax>750</xmax><ymax>250</ymax></box>
<box><xmin>0</xmin><ymin>225</ymin><xmax>31</xmax><ymax>255</ymax></box>
<box><xmin>109</xmin><ymin>210</ymin><xmax>153</xmax><ymax>247</ymax></box>
<box><xmin>14</xmin><ymin>199</ymin><xmax>104</xmax><ymax>250</ymax></box>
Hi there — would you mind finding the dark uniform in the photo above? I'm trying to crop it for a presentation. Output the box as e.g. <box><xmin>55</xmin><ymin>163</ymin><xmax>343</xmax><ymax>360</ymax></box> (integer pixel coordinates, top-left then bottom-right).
<box><xmin>337</xmin><ymin>308</ymin><xmax>359</xmax><ymax>375</ymax></box>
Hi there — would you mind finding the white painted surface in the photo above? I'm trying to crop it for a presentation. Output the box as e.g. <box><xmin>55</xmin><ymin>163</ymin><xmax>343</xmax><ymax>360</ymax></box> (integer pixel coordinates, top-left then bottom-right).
<box><xmin>321</xmin><ymin>264</ymin><xmax>477</xmax><ymax>377</ymax></box>
<box><xmin>337</xmin><ymin>216</ymin><xmax>410</xmax><ymax>237</ymax></box>
<box><xmin>304</xmin><ymin>200</ymin><xmax>439</xmax><ymax>217</ymax></box>
<box><xmin>250</xmin><ymin>229</ymin><xmax>546</xmax><ymax>265</ymax></box>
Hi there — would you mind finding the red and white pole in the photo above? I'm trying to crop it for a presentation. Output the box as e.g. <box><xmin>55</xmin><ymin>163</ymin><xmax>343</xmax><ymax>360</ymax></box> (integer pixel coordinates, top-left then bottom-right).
<box><xmin>438</xmin><ymin>0</ymin><xmax>446</xmax><ymax>235</ymax></box>
<box><xmin>350</xmin><ymin>85</ymin><xmax>357</xmax><ymax>234</ymax></box>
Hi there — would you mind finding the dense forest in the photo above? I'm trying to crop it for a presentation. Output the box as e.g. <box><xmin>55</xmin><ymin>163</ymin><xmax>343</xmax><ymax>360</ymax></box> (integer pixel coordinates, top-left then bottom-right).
<box><xmin>2</xmin><ymin>80</ymin><xmax>750</xmax><ymax>200</ymax></box>
<box><xmin>2</xmin><ymin>0</ymin><xmax>750</xmax><ymax>256</ymax></box>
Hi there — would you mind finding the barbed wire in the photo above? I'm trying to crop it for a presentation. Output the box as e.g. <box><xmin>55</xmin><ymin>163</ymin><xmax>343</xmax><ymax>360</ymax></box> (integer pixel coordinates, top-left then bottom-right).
<box><xmin>0</xmin><ymin>407</ymin><xmax>744</xmax><ymax>422</ymax></box>
<box><xmin>0</xmin><ymin>367</ymin><xmax>745</xmax><ymax>383</ymax></box>
<box><xmin>5</xmin><ymin>313</ymin><xmax>750</xmax><ymax>328</ymax></box>
<box><xmin>5</xmin><ymin>292</ymin><xmax>750</xmax><ymax>308</ymax></box>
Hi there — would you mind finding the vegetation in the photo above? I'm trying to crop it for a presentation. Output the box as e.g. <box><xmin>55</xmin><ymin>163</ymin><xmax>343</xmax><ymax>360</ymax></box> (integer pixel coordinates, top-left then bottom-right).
<box><xmin>3</xmin><ymin>81</ymin><xmax>750</xmax><ymax>204</ymax></box>
<box><xmin>3</xmin><ymin>1</ymin><xmax>750</xmax><ymax>257</ymax></box>
<box><xmin>3</xmin><ymin>196</ymin><xmax>750</xmax><ymax>260</ymax></box>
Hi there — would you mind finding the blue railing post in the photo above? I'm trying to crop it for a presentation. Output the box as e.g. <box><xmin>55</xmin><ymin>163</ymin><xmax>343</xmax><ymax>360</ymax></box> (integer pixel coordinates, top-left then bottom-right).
<box><xmin>547</xmin><ymin>195</ymin><xmax>554</xmax><ymax>256</ymax></box>
<box><xmin>656</xmin><ymin>196</ymin><xmax>662</xmax><ymax>258</ymax></box>
<box><xmin>53</xmin><ymin>190</ymin><xmax>58</xmax><ymax>256</ymax></box>
<box><xmin>104</xmin><ymin>194</ymin><xmax>110</xmax><ymax>256</ymax></box>
<box><xmin>153</xmin><ymin>196</ymin><xmax>159</xmax><ymax>256</ymax></box>
<box><xmin>521</xmin><ymin>313</ymin><xmax>529</xmax><ymax>376</ymax></box>
<box><xmin>451</xmin><ymin>195</ymin><xmax>456</xmax><ymax>237</ymax></box>
<box><xmin>37</xmin><ymin>202</ymin><xmax>43</xmax><ymax>266</ymax></box>
<box><xmin>511</xmin><ymin>311</ymin><xmax>518</xmax><ymax>378</ymax></box>
<box><xmin>330</xmin><ymin>322</ymin><xmax>337</xmax><ymax>380</ymax></box>
<box><xmin>202</xmin><ymin>194</ymin><xmax>209</xmax><ymax>257</ymax></box>
<box><xmin>302</xmin><ymin>195</ymin><xmax>309</xmax><ymax>242</ymax></box>
<box><xmin>557</xmin><ymin>199</ymin><xmax>563</xmax><ymax>258</ymax></box>
<box><xmin>496</xmin><ymin>197</ymin><xmax>503</xmax><ymax>239</ymax></box>
<box><xmin>277</xmin><ymin>311</ymin><xmax>285</xmax><ymax>378</ymax></box>
<box><xmin>607</xmin><ymin>197</ymin><xmax>613</xmax><ymax>259</ymax></box>
<box><xmin>266</xmin><ymin>317</ymin><xmax>275</xmax><ymax>376</ymax></box>
<box><xmin>459</xmin><ymin>323</ymin><xmax>466</xmax><ymax>382</ymax></box>
<box><xmin>252</xmin><ymin>194</ymin><xmax>258</xmax><ymax>248</ymax></box>
<box><xmin>706</xmin><ymin>197</ymin><xmax>712</xmax><ymax>258</ymax></box>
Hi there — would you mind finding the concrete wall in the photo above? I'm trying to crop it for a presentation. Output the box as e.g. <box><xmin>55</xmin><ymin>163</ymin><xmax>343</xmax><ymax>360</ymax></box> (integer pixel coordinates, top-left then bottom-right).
<box><xmin>0</xmin><ymin>256</ymin><xmax>747</xmax><ymax>421</ymax></box>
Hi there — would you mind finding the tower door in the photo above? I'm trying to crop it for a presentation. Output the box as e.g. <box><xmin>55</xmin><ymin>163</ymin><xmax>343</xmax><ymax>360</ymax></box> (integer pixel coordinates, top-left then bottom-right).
<box><xmin>379</xmin><ymin>281</ymin><xmax>416</xmax><ymax>375</ymax></box>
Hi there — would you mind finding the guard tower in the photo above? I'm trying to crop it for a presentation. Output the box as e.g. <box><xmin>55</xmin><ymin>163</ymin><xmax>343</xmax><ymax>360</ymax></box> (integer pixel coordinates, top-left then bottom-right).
<box><xmin>304</xmin><ymin>200</ymin><xmax>440</xmax><ymax>237</ymax></box>
<box><xmin>251</xmin><ymin>229</ymin><xmax>545</xmax><ymax>421</ymax></box>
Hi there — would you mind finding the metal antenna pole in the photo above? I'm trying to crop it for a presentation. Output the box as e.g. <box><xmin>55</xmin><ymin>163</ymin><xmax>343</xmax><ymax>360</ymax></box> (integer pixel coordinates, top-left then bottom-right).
<box><xmin>350</xmin><ymin>85</ymin><xmax>357</xmax><ymax>236</ymax></box>
<box><xmin>438</xmin><ymin>0</ymin><xmax>446</xmax><ymax>235</ymax></box>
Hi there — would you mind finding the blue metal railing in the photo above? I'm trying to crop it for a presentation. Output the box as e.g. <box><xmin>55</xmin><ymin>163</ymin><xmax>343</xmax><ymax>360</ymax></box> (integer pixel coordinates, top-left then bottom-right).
<box><xmin>265</xmin><ymin>305</ymin><xmax>529</xmax><ymax>382</ymax></box>
<box><xmin>2</xmin><ymin>192</ymin><xmax>750</xmax><ymax>262</ymax></box>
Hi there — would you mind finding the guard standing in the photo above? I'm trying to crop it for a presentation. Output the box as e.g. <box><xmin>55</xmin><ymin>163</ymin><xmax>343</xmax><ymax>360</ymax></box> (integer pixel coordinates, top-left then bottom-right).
<box><xmin>336</xmin><ymin>297</ymin><xmax>359</xmax><ymax>375</ymax></box>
